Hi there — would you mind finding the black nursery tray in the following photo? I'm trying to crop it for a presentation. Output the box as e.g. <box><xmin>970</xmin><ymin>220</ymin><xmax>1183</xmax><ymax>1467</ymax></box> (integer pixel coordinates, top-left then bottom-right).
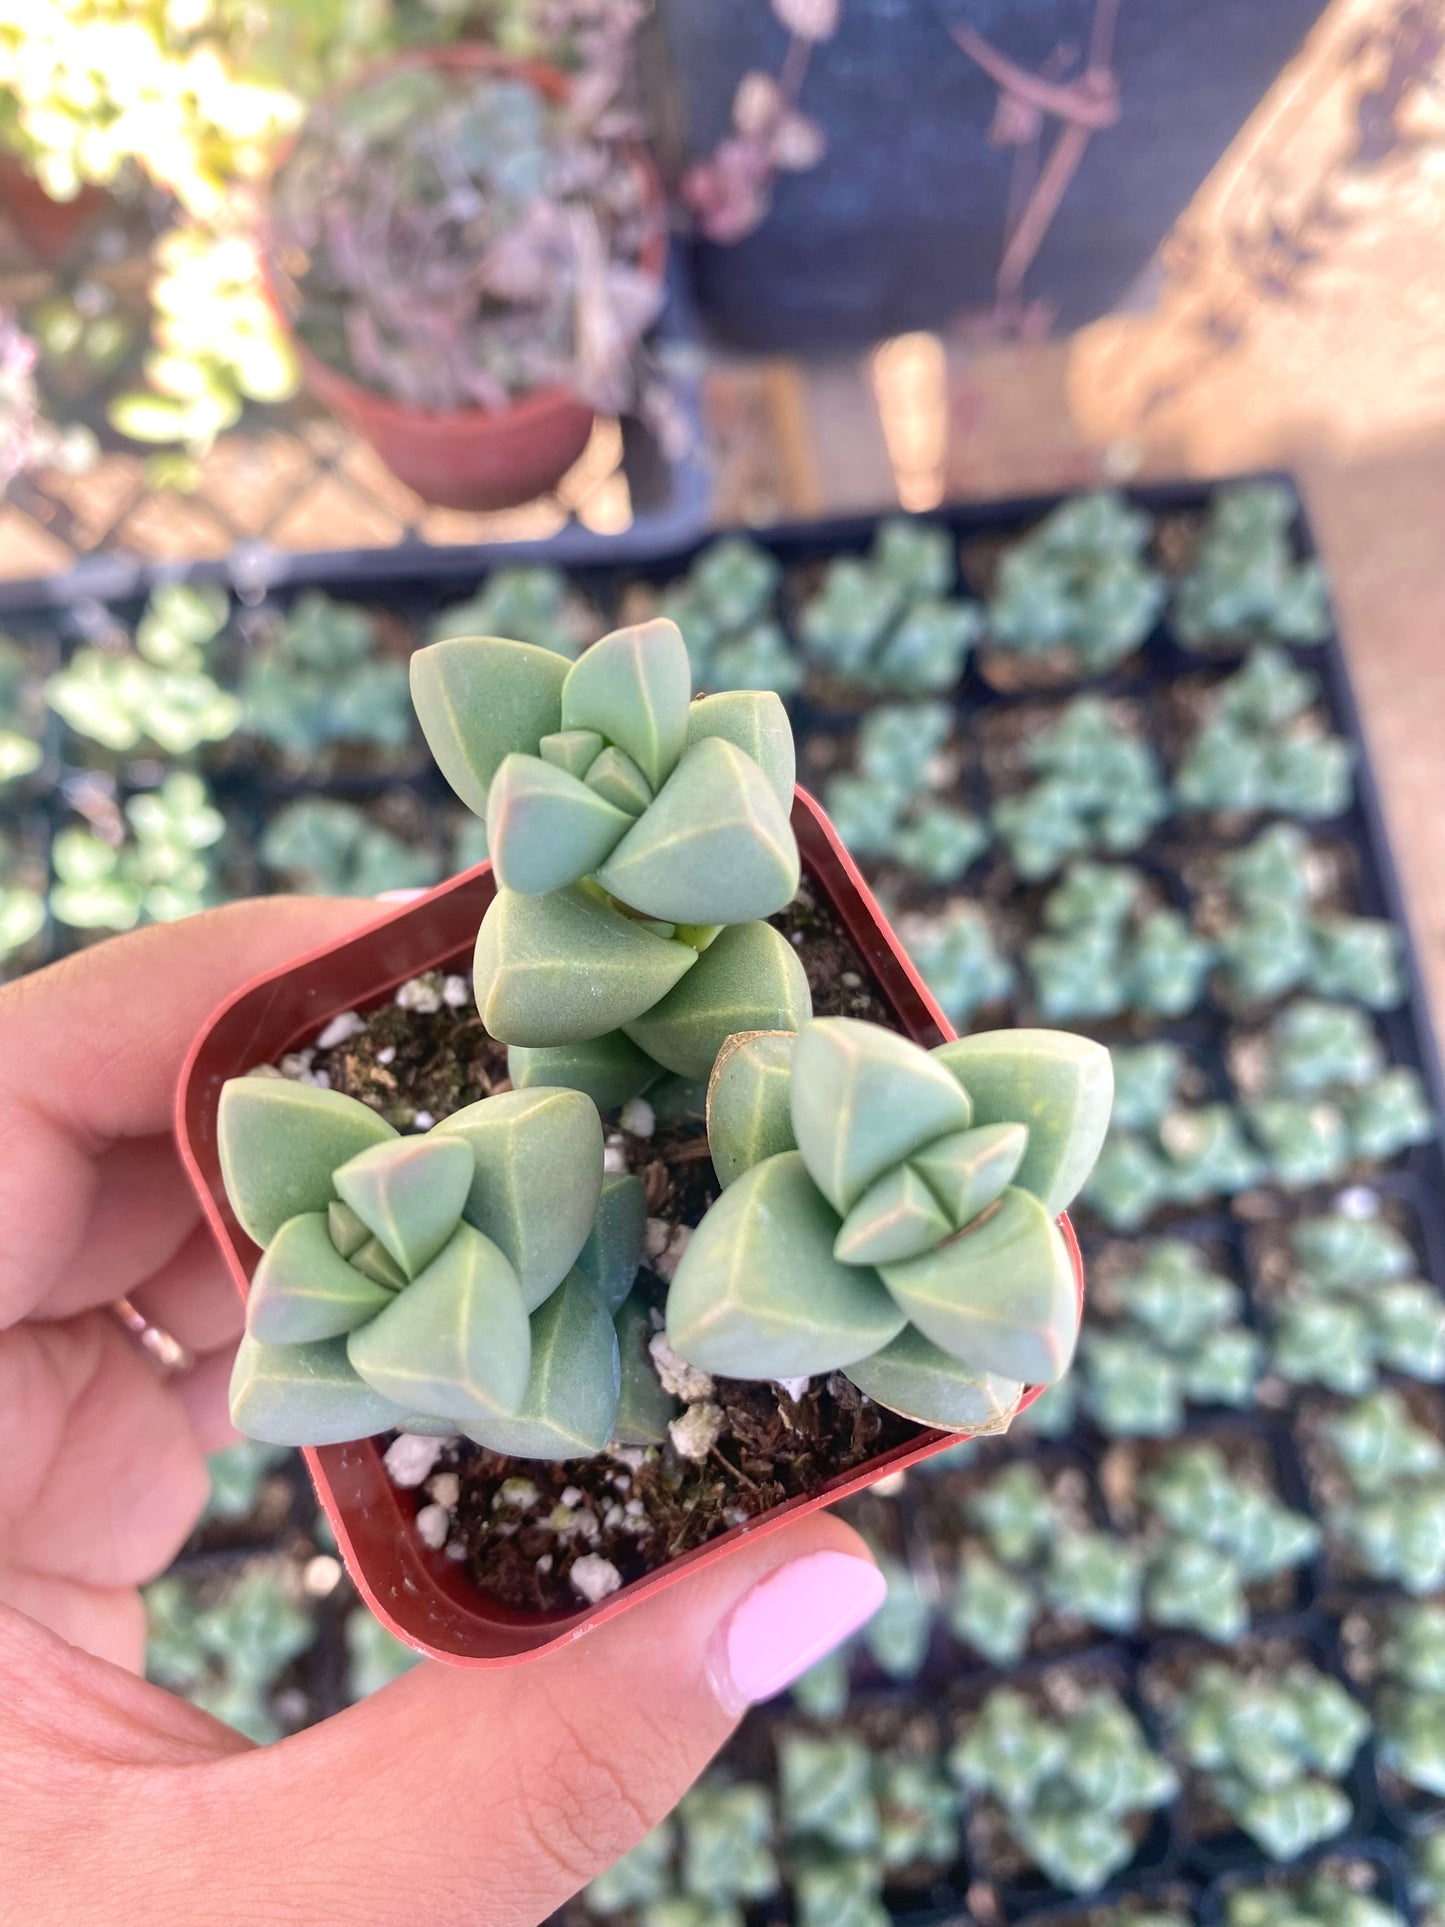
<box><xmin>6</xmin><ymin>475</ymin><xmax>1444</xmax><ymax>1927</ymax></box>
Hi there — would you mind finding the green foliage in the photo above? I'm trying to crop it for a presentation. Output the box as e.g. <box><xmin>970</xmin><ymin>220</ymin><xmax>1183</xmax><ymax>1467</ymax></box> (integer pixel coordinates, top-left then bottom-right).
<box><xmin>1167</xmin><ymin>1659</ymin><xmax>1366</xmax><ymax>1859</ymax></box>
<box><xmin>659</xmin><ymin>538</ymin><xmax>798</xmax><ymax>696</ymax></box>
<box><xmin>430</xmin><ymin>567</ymin><xmax>594</xmax><ymax>660</ymax></box>
<box><xmin>668</xmin><ymin>1020</ymin><xmax>1110</xmax><ymax>1415</ymax></box>
<box><xmin>1079</xmin><ymin>1241</ymin><xmax>1261</xmax><ymax>1437</ymax></box>
<box><xmin>1026</xmin><ymin>861</ymin><xmax>1213</xmax><ymax>1021</ymax></box>
<box><xmin>240</xmin><ymin>592</ymin><xmax>415</xmax><ymax>762</ymax></box>
<box><xmin>202</xmin><ymin>1440</ymin><xmax>290</xmax><ymax>1525</ymax></box>
<box><xmin>1247</xmin><ymin>1000</ymin><xmax>1435</xmax><ymax>1168</ymax></box>
<box><xmin>823</xmin><ymin>702</ymin><xmax>989</xmax><ymax>885</ymax></box>
<box><xmin>1415</xmin><ymin>1828</ymin><xmax>1445</xmax><ymax>1919</ymax></box>
<box><xmin>950</xmin><ymin>1685</ymin><xmax>1176</xmax><ymax>1893</ymax></box>
<box><xmin>260</xmin><ymin>798</ymin><xmax>442</xmax><ymax>898</ymax></box>
<box><xmin>1174</xmin><ymin>648</ymin><xmax>1355</xmax><ymax>818</ymax></box>
<box><xmin>800</xmin><ymin>518</ymin><xmax>981</xmax><ymax>693</ymax></box>
<box><xmin>50</xmin><ymin>773</ymin><xmax>228</xmax><ymax>931</ymax></box>
<box><xmin>220</xmin><ymin>1077</ymin><xmax>635</xmax><ymax>1456</ymax></box>
<box><xmin>1269</xmin><ymin>1209</ymin><xmax>1445</xmax><ymax>1395</ymax></box>
<box><xmin>46</xmin><ymin>583</ymin><xmax>239</xmax><ymax>756</ymax></box>
<box><xmin>1085</xmin><ymin>1049</ymin><xmax>1268</xmax><ymax>1230</ymax></box>
<box><xmin>0</xmin><ymin>633</ymin><xmax>44</xmax><ymax>785</ymax></box>
<box><xmin>1375</xmin><ymin>1601</ymin><xmax>1445</xmax><ymax>1797</ymax></box>
<box><xmin>897</xmin><ymin>901</ymin><xmax>1015</xmax><ymax>1026</ymax></box>
<box><xmin>987</xmin><ymin>491</ymin><xmax>1164</xmax><ymax>672</ymax></box>
<box><xmin>1174</xmin><ymin>483</ymin><xmax>1329</xmax><ymax>649</ymax></box>
<box><xmin>1325</xmin><ymin>1390</ymin><xmax>1445</xmax><ymax>1592</ymax></box>
<box><xmin>1225</xmin><ymin>1870</ymin><xmax>1406</xmax><ymax>1927</ymax></box>
<box><xmin>0</xmin><ymin>826</ymin><xmax>44</xmax><ymax>961</ymax></box>
<box><xmin>994</xmin><ymin>699</ymin><xmax>1169</xmax><ymax>880</ymax></box>
<box><xmin>145</xmin><ymin>1563</ymin><xmax>314</xmax><ymax>1744</ymax></box>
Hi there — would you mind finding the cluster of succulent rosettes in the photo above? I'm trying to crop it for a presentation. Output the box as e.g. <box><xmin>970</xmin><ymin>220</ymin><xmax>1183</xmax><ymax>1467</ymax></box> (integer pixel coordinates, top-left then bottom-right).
<box><xmin>51</xmin><ymin>772</ymin><xmax>228</xmax><ymax>933</ymax></box>
<box><xmin>1268</xmin><ymin>1208</ymin><xmax>1445</xmax><ymax>1398</ymax></box>
<box><xmin>1026</xmin><ymin>861</ymin><xmax>1213</xmax><ymax>1022</ymax></box>
<box><xmin>429</xmin><ymin>566</ymin><xmax>595</xmax><ymax>659</ymax></box>
<box><xmin>0</xmin><ymin>635</ymin><xmax>44</xmax><ymax>788</ymax></box>
<box><xmin>146</xmin><ymin>1563</ymin><xmax>316</xmax><ymax>1746</ymax></box>
<box><xmin>1323</xmin><ymin>1390</ymin><xmax>1445</xmax><ymax>1593</ymax></box>
<box><xmin>950</xmin><ymin>1684</ymin><xmax>1177</xmax><ymax>1894</ymax></box>
<box><xmin>895</xmin><ymin>901</ymin><xmax>1016</xmax><ymax>1028</ymax></box>
<box><xmin>259</xmin><ymin>798</ymin><xmax>444</xmax><ymax>900</ymax></box>
<box><xmin>666</xmin><ymin>1020</ymin><xmax>1111</xmax><ymax>1427</ymax></box>
<box><xmin>1228</xmin><ymin>1874</ymin><xmax>1406</xmax><ymax>1927</ymax></box>
<box><xmin>1372</xmin><ymin>1601</ymin><xmax>1445</xmax><ymax>1799</ymax></box>
<box><xmin>656</xmin><ymin>536</ymin><xmax>799</xmax><ymax>697</ymax></box>
<box><xmin>239</xmin><ymin>592</ymin><xmax>415</xmax><ymax>764</ymax></box>
<box><xmin>993</xmin><ymin>698</ymin><xmax>1170</xmax><ymax>881</ymax></box>
<box><xmin>1134</xmin><ymin>1443</ymin><xmax>1319</xmax><ymax>1644</ymax></box>
<box><xmin>411</xmin><ymin>617</ymin><xmax>809</xmax><ymax>1103</ymax></box>
<box><xmin>985</xmin><ymin>490</ymin><xmax>1165</xmax><ymax>674</ymax></box>
<box><xmin>1213</xmin><ymin>824</ymin><xmax>1405</xmax><ymax>1008</ymax></box>
<box><xmin>1084</xmin><ymin>1043</ymin><xmax>1264</xmax><ymax>1232</ymax></box>
<box><xmin>1165</xmin><ymin>1658</ymin><xmax>1368</xmax><ymax>1860</ymax></box>
<box><xmin>220</xmin><ymin>1076</ymin><xmax>648</xmax><ymax>1460</ymax></box>
<box><xmin>1173</xmin><ymin>646</ymin><xmax>1355</xmax><ymax>818</ymax></box>
<box><xmin>0</xmin><ymin>830</ymin><xmax>44</xmax><ymax>965</ymax></box>
<box><xmin>822</xmin><ymin>701</ymin><xmax>989</xmax><ymax>886</ymax></box>
<box><xmin>1173</xmin><ymin>482</ymin><xmax>1330</xmax><ymax>650</ymax></box>
<box><xmin>800</xmin><ymin>517</ymin><xmax>982</xmax><ymax>694</ymax></box>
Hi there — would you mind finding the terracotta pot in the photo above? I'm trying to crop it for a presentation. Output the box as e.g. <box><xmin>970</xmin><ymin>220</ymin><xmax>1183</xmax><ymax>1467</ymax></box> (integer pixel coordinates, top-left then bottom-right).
<box><xmin>259</xmin><ymin>46</ymin><xmax>667</xmax><ymax>512</ymax></box>
<box><xmin>178</xmin><ymin>788</ymin><xmax>1084</xmax><ymax>1666</ymax></box>
<box><xmin>0</xmin><ymin>154</ymin><xmax>110</xmax><ymax>266</ymax></box>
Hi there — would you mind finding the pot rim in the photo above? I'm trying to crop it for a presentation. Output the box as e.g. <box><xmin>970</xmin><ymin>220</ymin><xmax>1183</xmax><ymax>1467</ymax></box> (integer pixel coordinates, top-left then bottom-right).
<box><xmin>256</xmin><ymin>40</ymin><xmax>669</xmax><ymax>430</ymax></box>
<box><xmin>177</xmin><ymin>788</ymin><xmax>1083</xmax><ymax>1666</ymax></box>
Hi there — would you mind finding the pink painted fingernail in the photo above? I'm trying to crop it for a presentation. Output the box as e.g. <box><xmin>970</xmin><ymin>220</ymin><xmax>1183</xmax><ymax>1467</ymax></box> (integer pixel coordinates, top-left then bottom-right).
<box><xmin>708</xmin><ymin>1552</ymin><xmax>887</xmax><ymax>1713</ymax></box>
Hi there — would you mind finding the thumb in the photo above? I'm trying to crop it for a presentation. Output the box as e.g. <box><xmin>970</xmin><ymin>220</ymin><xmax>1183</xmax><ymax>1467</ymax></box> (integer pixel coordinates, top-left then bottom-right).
<box><xmin>187</xmin><ymin>1511</ymin><xmax>884</xmax><ymax>1927</ymax></box>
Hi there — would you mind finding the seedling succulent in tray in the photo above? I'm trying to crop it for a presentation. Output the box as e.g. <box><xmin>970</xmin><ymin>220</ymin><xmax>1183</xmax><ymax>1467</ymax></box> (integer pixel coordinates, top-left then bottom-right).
<box><xmin>1026</xmin><ymin>861</ymin><xmax>1213</xmax><ymax>1023</ymax></box>
<box><xmin>823</xmin><ymin>700</ymin><xmax>989</xmax><ymax>886</ymax></box>
<box><xmin>895</xmin><ymin>900</ymin><xmax>1015</xmax><ymax>1027</ymax></box>
<box><xmin>1173</xmin><ymin>483</ymin><xmax>1329</xmax><ymax>650</ymax></box>
<box><xmin>800</xmin><ymin>517</ymin><xmax>982</xmax><ymax>694</ymax></box>
<box><xmin>984</xmin><ymin>490</ymin><xmax>1165</xmax><ymax>676</ymax></box>
<box><xmin>1225</xmin><ymin>1868</ymin><xmax>1408</xmax><ymax>1927</ymax></box>
<box><xmin>0</xmin><ymin>827</ymin><xmax>45</xmax><ymax>964</ymax></box>
<box><xmin>50</xmin><ymin>772</ymin><xmax>229</xmax><ymax>932</ymax></box>
<box><xmin>1320</xmin><ymin>1389</ymin><xmax>1445</xmax><ymax>1593</ymax></box>
<box><xmin>993</xmin><ymin>699</ymin><xmax>1170</xmax><ymax>881</ymax></box>
<box><xmin>1372</xmin><ymin>1601</ymin><xmax>1445</xmax><ymax>1799</ymax></box>
<box><xmin>1268</xmin><ymin>1208</ymin><xmax>1445</xmax><ymax>1397</ymax></box>
<box><xmin>1174</xmin><ymin>647</ymin><xmax>1355</xmax><ymax>819</ymax></box>
<box><xmin>259</xmin><ymin>798</ymin><xmax>443</xmax><ymax>899</ymax></box>
<box><xmin>1240</xmin><ymin>1000</ymin><xmax>1436</xmax><ymax>1173</ymax></box>
<box><xmin>238</xmin><ymin>592</ymin><xmax>416</xmax><ymax>765</ymax></box>
<box><xmin>657</xmin><ymin>536</ymin><xmax>799</xmax><ymax>696</ymax></box>
<box><xmin>0</xmin><ymin>633</ymin><xmax>45</xmax><ymax>786</ymax></box>
<box><xmin>429</xmin><ymin>566</ymin><xmax>595</xmax><ymax>660</ymax></box>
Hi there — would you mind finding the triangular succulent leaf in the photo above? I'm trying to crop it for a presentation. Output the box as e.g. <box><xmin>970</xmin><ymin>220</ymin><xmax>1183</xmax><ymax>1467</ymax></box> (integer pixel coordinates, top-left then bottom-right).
<box><xmin>462</xmin><ymin>1271</ymin><xmax>621</xmax><ymax>1460</ymax></box>
<box><xmin>351</xmin><ymin>1236</ymin><xmax>409</xmax><ymax>1290</ymax></box>
<box><xmin>574</xmin><ymin>1170</ymin><xmax>647</xmax><ymax>1314</ymax></box>
<box><xmin>833</xmin><ymin>1164</ymin><xmax>953</xmax><ymax>1266</ymax></box>
<box><xmin>613</xmin><ymin>1291</ymin><xmax>678</xmax><ymax>1446</ymax></box>
<box><xmin>218</xmin><ymin>1079</ymin><xmax>396</xmax><ymax>1247</ymax></box>
<box><xmin>790</xmin><ymin>1018</ymin><xmax>974</xmax><ymax>1215</ymax></box>
<box><xmin>561</xmin><ymin>618</ymin><xmax>691</xmax><ymax>790</ymax></box>
<box><xmin>880</xmin><ymin>1187</ymin><xmax>1080</xmax><ymax>1384</ymax></box>
<box><xmin>230</xmin><ymin>1331</ymin><xmax>410</xmax><ymax>1446</ymax></box>
<box><xmin>706</xmin><ymin>1029</ymin><xmax>798</xmax><ymax>1187</ymax></box>
<box><xmin>347</xmin><ymin>1224</ymin><xmax>532</xmax><ymax>1429</ymax></box>
<box><xmin>508</xmin><ymin>1032</ymin><xmax>661</xmax><ymax>1109</ymax></box>
<box><xmin>410</xmin><ymin>635</ymin><xmax>567</xmax><ymax>817</ymax></box>
<box><xmin>473</xmin><ymin>885</ymin><xmax>697</xmax><ymax>1044</ymax></box>
<box><xmin>539</xmin><ymin>727</ymin><xmax>603</xmax><ymax>780</ymax></box>
<box><xmin>594</xmin><ymin>737</ymin><xmax>800</xmax><ymax>925</ymax></box>
<box><xmin>438</xmin><ymin>1088</ymin><xmax>603</xmax><ymax>1310</ymax></box>
<box><xmin>932</xmin><ymin>1030</ymin><xmax>1113</xmax><ymax>1214</ymax></box>
<box><xmin>586</xmin><ymin>745</ymin><xmax>654</xmax><ymax>816</ymax></box>
<box><xmin>331</xmin><ymin>1134</ymin><xmax>474</xmax><ymax>1279</ymax></box>
<box><xmin>622</xmin><ymin>920</ymin><xmax>811</xmax><ymax>1079</ymax></box>
<box><xmin>911</xmin><ymin>1122</ymin><xmax>1029</xmax><ymax>1229</ymax></box>
<box><xmin>247</xmin><ymin>1212</ymin><xmax>396</xmax><ymax>1343</ymax></box>
<box><xmin>666</xmin><ymin>1151</ymin><xmax>907</xmax><ymax>1379</ymax></box>
<box><xmin>685</xmin><ymin>690</ymin><xmax>796</xmax><ymax>808</ymax></box>
<box><xmin>327</xmin><ymin>1200</ymin><xmax>369</xmax><ymax>1259</ymax></box>
<box><xmin>487</xmin><ymin>753</ymin><xmax>634</xmax><ymax>895</ymax></box>
<box><xmin>845</xmin><ymin>1325</ymin><xmax>1025</xmax><ymax>1432</ymax></box>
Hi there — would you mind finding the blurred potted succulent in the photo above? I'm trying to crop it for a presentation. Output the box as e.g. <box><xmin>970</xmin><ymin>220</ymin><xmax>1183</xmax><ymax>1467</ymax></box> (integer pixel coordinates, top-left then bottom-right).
<box><xmin>258</xmin><ymin>798</ymin><xmax>443</xmax><ymax>899</ymax></box>
<box><xmin>1173</xmin><ymin>482</ymin><xmax>1329</xmax><ymax>651</ymax></box>
<box><xmin>237</xmin><ymin>592</ymin><xmax>419</xmax><ymax>775</ymax></box>
<box><xmin>651</xmin><ymin>536</ymin><xmax>799</xmax><ymax>697</ymax></box>
<box><xmin>260</xmin><ymin>45</ymin><xmax>668</xmax><ymax>508</ymax></box>
<box><xmin>992</xmin><ymin>699</ymin><xmax>1170</xmax><ymax>882</ymax></box>
<box><xmin>182</xmin><ymin>614</ymin><xmax>1107</xmax><ymax>1663</ymax></box>
<box><xmin>799</xmin><ymin>519</ymin><xmax>981</xmax><ymax>697</ymax></box>
<box><xmin>1025</xmin><ymin>860</ymin><xmax>1212</xmax><ymax>1024</ymax></box>
<box><xmin>50</xmin><ymin>772</ymin><xmax>230</xmax><ymax>934</ymax></box>
<box><xmin>429</xmin><ymin>564</ymin><xmax>597</xmax><ymax>658</ymax></box>
<box><xmin>1173</xmin><ymin>647</ymin><xmax>1355</xmax><ymax>821</ymax></box>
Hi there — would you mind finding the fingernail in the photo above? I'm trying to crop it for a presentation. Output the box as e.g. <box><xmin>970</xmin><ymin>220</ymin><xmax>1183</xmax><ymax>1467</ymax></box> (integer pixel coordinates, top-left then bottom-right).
<box><xmin>707</xmin><ymin>1551</ymin><xmax>887</xmax><ymax>1713</ymax></box>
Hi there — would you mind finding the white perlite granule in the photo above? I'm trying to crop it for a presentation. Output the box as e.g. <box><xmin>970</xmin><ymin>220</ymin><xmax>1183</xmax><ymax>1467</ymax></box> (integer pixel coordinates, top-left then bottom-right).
<box><xmin>415</xmin><ymin>1503</ymin><xmax>450</xmax><ymax>1550</ymax></box>
<box><xmin>376</xmin><ymin>1045</ymin><xmax>397</xmax><ymax>1066</ymax></box>
<box><xmin>384</xmin><ymin>1433</ymin><xmax>449</xmax><ymax>1488</ymax></box>
<box><xmin>412</xmin><ymin>1111</ymin><xmax>436</xmax><ymax>1131</ymax></box>
<box><xmin>649</xmin><ymin>1333</ymin><xmax>714</xmax><ymax>1402</ymax></box>
<box><xmin>570</xmin><ymin>1553</ymin><xmax>623</xmax><ymax>1604</ymax></box>
<box><xmin>560</xmin><ymin>1485</ymin><xmax>583</xmax><ymax>1508</ymax></box>
<box><xmin>669</xmin><ymin>1401</ymin><xmax>725</xmax><ymax>1462</ymax></box>
<box><xmin>774</xmin><ymin>1377</ymin><xmax>810</xmax><ymax>1404</ymax></box>
<box><xmin>396</xmin><ymin>975</ymin><xmax>443</xmax><ymax>1014</ymax></box>
<box><xmin>603</xmin><ymin>1136</ymin><xmax>629</xmax><ymax>1174</ymax></box>
<box><xmin>443</xmin><ymin>975</ymin><xmax>470</xmax><ymax>1008</ymax></box>
<box><xmin>493</xmin><ymin>1477</ymin><xmax>541</xmax><ymax>1511</ymax></box>
<box><xmin>427</xmin><ymin>1472</ymin><xmax>461</xmax><ymax>1509</ymax></box>
<box><xmin>315</xmin><ymin>1010</ymin><xmax>365</xmax><ymax>1050</ymax></box>
<box><xmin>644</xmin><ymin>1219</ymin><xmax>693</xmax><ymax>1284</ymax></box>
<box><xmin>620</xmin><ymin>1097</ymin><xmax>656</xmax><ymax>1138</ymax></box>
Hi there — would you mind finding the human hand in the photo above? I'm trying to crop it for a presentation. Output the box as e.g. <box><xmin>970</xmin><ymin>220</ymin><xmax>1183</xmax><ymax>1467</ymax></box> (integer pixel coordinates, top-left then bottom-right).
<box><xmin>0</xmin><ymin>903</ymin><xmax>884</xmax><ymax>1926</ymax></box>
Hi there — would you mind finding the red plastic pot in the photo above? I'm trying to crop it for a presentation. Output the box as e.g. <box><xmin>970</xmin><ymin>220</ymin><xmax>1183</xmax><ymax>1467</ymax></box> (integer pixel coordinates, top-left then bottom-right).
<box><xmin>258</xmin><ymin>46</ymin><xmax>668</xmax><ymax>512</ymax></box>
<box><xmin>0</xmin><ymin>155</ymin><xmax>110</xmax><ymax>265</ymax></box>
<box><xmin>178</xmin><ymin>789</ymin><xmax>1084</xmax><ymax>1667</ymax></box>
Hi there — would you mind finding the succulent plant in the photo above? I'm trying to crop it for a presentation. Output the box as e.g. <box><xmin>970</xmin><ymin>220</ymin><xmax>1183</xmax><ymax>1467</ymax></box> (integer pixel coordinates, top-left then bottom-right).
<box><xmin>413</xmin><ymin>619</ymin><xmax>810</xmax><ymax>1106</ymax></box>
<box><xmin>268</xmin><ymin>62</ymin><xmax>664</xmax><ymax>414</ymax></box>
<box><xmin>1173</xmin><ymin>483</ymin><xmax>1329</xmax><ymax>649</ymax></box>
<box><xmin>45</xmin><ymin>583</ymin><xmax>240</xmax><ymax>757</ymax></box>
<box><xmin>430</xmin><ymin>567</ymin><xmax>594</xmax><ymax>660</ymax></box>
<box><xmin>1086</xmin><ymin>1043</ymin><xmax>1266</xmax><ymax>1230</ymax></box>
<box><xmin>260</xmin><ymin>798</ymin><xmax>443</xmax><ymax>899</ymax></box>
<box><xmin>1416</xmin><ymin>1829</ymin><xmax>1445</xmax><ymax>1921</ymax></box>
<box><xmin>0</xmin><ymin>634</ymin><xmax>44</xmax><ymax>786</ymax></box>
<box><xmin>1079</xmin><ymin>1241</ymin><xmax>1262</xmax><ymax>1437</ymax></box>
<box><xmin>239</xmin><ymin>593</ymin><xmax>415</xmax><ymax>763</ymax></box>
<box><xmin>986</xmin><ymin>491</ymin><xmax>1164</xmax><ymax>673</ymax></box>
<box><xmin>824</xmin><ymin>702</ymin><xmax>988</xmax><ymax>886</ymax></box>
<box><xmin>1245</xmin><ymin>1001</ymin><xmax>1434</xmax><ymax>1169</ymax></box>
<box><xmin>220</xmin><ymin>1075</ymin><xmax>646</xmax><ymax>1457</ymax></box>
<box><xmin>1026</xmin><ymin>862</ymin><xmax>1213</xmax><ymax>1022</ymax></box>
<box><xmin>896</xmin><ymin>902</ymin><xmax>1015</xmax><ymax>1026</ymax></box>
<box><xmin>950</xmin><ymin>1685</ymin><xmax>1177</xmax><ymax>1894</ymax></box>
<box><xmin>994</xmin><ymin>700</ymin><xmax>1170</xmax><ymax>880</ymax></box>
<box><xmin>1167</xmin><ymin>1659</ymin><xmax>1367</xmax><ymax>1859</ymax></box>
<box><xmin>800</xmin><ymin>519</ymin><xmax>982</xmax><ymax>693</ymax></box>
<box><xmin>859</xmin><ymin>1557</ymin><xmax>935</xmax><ymax>1681</ymax></box>
<box><xmin>1325</xmin><ymin>1390</ymin><xmax>1445</xmax><ymax>1592</ymax></box>
<box><xmin>201</xmin><ymin>1440</ymin><xmax>290</xmax><ymax>1526</ymax></box>
<box><xmin>1225</xmin><ymin>1870</ymin><xmax>1406</xmax><ymax>1927</ymax></box>
<box><xmin>1269</xmin><ymin>1209</ymin><xmax>1445</xmax><ymax>1396</ymax></box>
<box><xmin>666</xmin><ymin>1020</ymin><xmax>1111</xmax><ymax>1422</ymax></box>
<box><xmin>1140</xmin><ymin>1443</ymin><xmax>1319</xmax><ymax>1642</ymax></box>
<box><xmin>50</xmin><ymin>773</ymin><xmax>229</xmax><ymax>932</ymax></box>
<box><xmin>1174</xmin><ymin>648</ymin><xmax>1354</xmax><ymax>818</ymax></box>
<box><xmin>680</xmin><ymin>1782</ymin><xmax>780</xmax><ymax>1904</ymax></box>
<box><xmin>0</xmin><ymin>829</ymin><xmax>45</xmax><ymax>963</ymax></box>
<box><xmin>146</xmin><ymin>1563</ymin><xmax>315</xmax><ymax>1745</ymax></box>
<box><xmin>1261</xmin><ymin>1000</ymin><xmax>1384</xmax><ymax>1096</ymax></box>
<box><xmin>1375</xmin><ymin>1601</ymin><xmax>1445</xmax><ymax>1797</ymax></box>
<box><xmin>658</xmin><ymin>538</ymin><xmax>798</xmax><ymax>697</ymax></box>
<box><xmin>1291</xmin><ymin>1208</ymin><xmax>1416</xmax><ymax>1286</ymax></box>
<box><xmin>790</xmin><ymin>1850</ymin><xmax>889</xmax><ymax>1927</ymax></box>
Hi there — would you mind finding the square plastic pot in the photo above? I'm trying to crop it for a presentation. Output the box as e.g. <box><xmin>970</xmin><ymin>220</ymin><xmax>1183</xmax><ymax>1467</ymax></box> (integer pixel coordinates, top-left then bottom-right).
<box><xmin>178</xmin><ymin>788</ymin><xmax>1083</xmax><ymax>1666</ymax></box>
